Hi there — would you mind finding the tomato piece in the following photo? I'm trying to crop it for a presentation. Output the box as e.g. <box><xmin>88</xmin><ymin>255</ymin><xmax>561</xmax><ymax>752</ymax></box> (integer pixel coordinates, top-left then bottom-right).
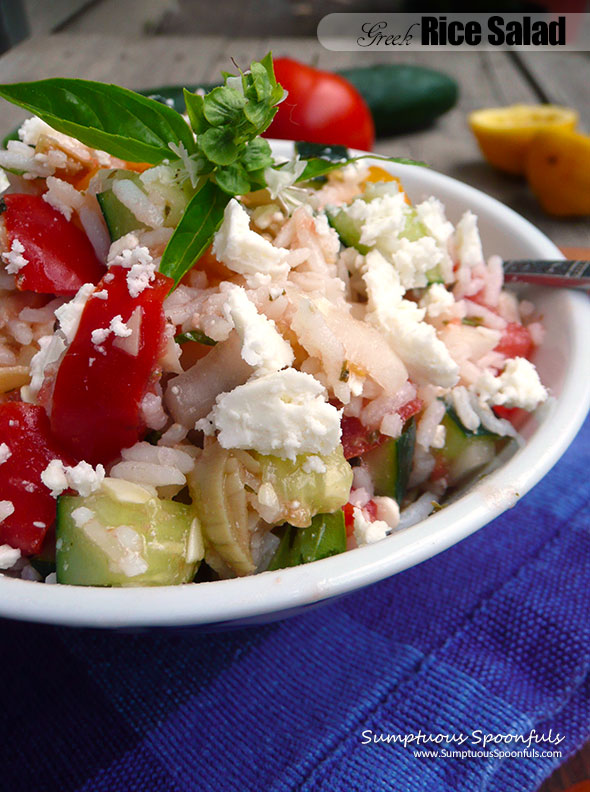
<box><xmin>264</xmin><ymin>58</ymin><xmax>375</xmax><ymax>151</ymax></box>
<box><xmin>397</xmin><ymin>397</ymin><xmax>424</xmax><ymax>423</ymax></box>
<box><xmin>343</xmin><ymin>500</ymin><xmax>378</xmax><ymax>537</ymax></box>
<box><xmin>0</xmin><ymin>403</ymin><xmax>76</xmax><ymax>555</ymax></box>
<box><xmin>492</xmin><ymin>405</ymin><xmax>530</xmax><ymax>427</ymax></box>
<box><xmin>1</xmin><ymin>194</ymin><xmax>104</xmax><ymax>296</ymax></box>
<box><xmin>495</xmin><ymin>322</ymin><xmax>533</xmax><ymax>359</ymax></box>
<box><xmin>49</xmin><ymin>267</ymin><xmax>172</xmax><ymax>466</ymax></box>
<box><xmin>341</xmin><ymin>416</ymin><xmax>386</xmax><ymax>460</ymax></box>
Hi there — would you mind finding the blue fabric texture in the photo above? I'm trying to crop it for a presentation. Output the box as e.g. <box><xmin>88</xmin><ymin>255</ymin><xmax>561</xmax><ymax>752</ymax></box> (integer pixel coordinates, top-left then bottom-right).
<box><xmin>2</xmin><ymin>416</ymin><xmax>589</xmax><ymax>792</ymax></box>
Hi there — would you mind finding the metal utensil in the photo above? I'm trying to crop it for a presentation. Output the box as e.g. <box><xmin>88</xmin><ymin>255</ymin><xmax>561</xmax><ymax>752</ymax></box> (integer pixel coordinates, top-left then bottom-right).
<box><xmin>502</xmin><ymin>260</ymin><xmax>590</xmax><ymax>290</ymax></box>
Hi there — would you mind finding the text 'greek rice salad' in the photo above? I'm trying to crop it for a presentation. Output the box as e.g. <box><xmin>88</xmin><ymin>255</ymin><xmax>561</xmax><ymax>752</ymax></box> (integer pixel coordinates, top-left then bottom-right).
<box><xmin>0</xmin><ymin>56</ymin><xmax>547</xmax><ymax>585</ymax></box>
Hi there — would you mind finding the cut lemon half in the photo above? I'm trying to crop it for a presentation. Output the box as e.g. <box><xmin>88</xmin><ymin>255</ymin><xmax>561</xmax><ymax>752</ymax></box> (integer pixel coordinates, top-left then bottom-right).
<box><xmin>526</xmin><ymin>128</ymin><xmax>590</xmax><ymax>216</ymax></box>
<box><xmin>469</xmin><ymin>104</ymin><xmax>578</xmax><ymax>174</ymax></box>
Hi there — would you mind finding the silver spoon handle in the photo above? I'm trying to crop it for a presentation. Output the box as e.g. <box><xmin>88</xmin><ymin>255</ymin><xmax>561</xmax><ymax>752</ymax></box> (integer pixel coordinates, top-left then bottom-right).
<box><xmin>503</xmin><ymin>260</ymin><xmax>590</xmax><ymax>290</ymax></box>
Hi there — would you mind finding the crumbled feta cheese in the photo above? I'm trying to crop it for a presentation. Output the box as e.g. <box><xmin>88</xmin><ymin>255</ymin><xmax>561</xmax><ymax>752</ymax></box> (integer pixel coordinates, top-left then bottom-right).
<box><xmin>302</xmin><ymin>455</ymin><xmax>327</xmax><ymax>474</ymax></box>
<box><xmin>222</xmin><ymin>283</ymin><xmax>293</xmax><ymax>373</ymax></box>
<box><xmin>18</xmin><ymin>115</ymin><xmax>54</xmax><ymax>145</ymax></box>
<box><xmin>2</xmin><ymin>238</ymin><xmax>28</xmax><ymax>275</ymax></box>
<box><xmin>0</xmin><ymin>500</ymin><xmax>15</xmax><ymax>523</ymax></box>
<box><xmin>419</xmin><ymin>283</ymin><xmax>457</xmax><ymax>321</ymax></box>
<box><xmin>91</xmin><ymin>314</ymin><xmax>133</xmax><ymax>347</ymax></box>
<box><xmin>41</xmin><ymin>459</ymin><xmax>105</xmax><ymax>498</ymax></box>
<box><xmin>93</xmin><ymin>290</ymin><xmax>108</xmax><ymax>300</ymax></box>
<box><xmin>199</xmin><ymin>368</ymin><xmax>341</xmax><ymax>460</ymax></box>
<box><xmin>346</xmin><ymin>191</ymin><xmax>407</xmax><ymax>247</ymax></box>
<box><xmin>42</xmin><ymin>176</ymin><xmax>84</xmax><ymax>220</ymax></box>
<box><xmin>107</xmin><ymin>234</ymin><xmax>156</xmax><ymax>298</ymax></box>
<box><xmin>32</xmin><ymin>521</ymin><xmax>46</xmax><ymax>529</ymax></box>
<box><xmin>0</xmin><ymin>543</ymin><xmax>20</xmax><ymax>569</ymax></box>
<box><xmin>353</xmin><ymin>506</ymin><xmax>389</xmax><ymax>546</ymax></box>
<box><xmin>0</xmin><ymin>443</ymin><xmax>11</xmax><ymax>465</ymax></box>
<box><xmin>55</xmin><ymin>282</ymin><xmax>96</xmax><ymax>343</ymax></box>
<box><xmin>363</xmin><ymin>251</ymin><xmax>459</xmax><ymax>388</ymax></box>
<box><xmin>473</xmin><ymin>357</ymin><xmax>548</xmax><ymax>411</ymax></box>
<box><xmin>212</xmin><ymin>199</ymin><xmax>291</xmax><ymax>282</ymax></box>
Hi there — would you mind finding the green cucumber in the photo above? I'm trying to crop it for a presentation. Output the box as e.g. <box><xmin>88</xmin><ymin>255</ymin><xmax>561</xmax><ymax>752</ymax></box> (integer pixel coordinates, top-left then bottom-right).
<box><xmin>437</xmin><ymin>407</ymin><xmax>498</xmax><ymax>484</ymax></box>
<box><xmin>338</xmin><ymin>65</ymin><xmax>459</xmax><ymax>137</ymax></box>
<box><xmin>56</xmin><ymin>480</ymin><xmax>203</xmax><ymax>586</ymax></box>
<box><xmin>268</xmin><ymin>510</ymin><xmax>346</xmax><ymax>571</ymax></box>
<box><xmin>326</xmin><ymin>208</ymin><xmax>370</xmax><ymax>254</ymax></box>
<box><xmin>363</xmin><ymin>418</ymin><xmax>416</xmax><ymax>504</ymax></box>
<box><xmin>96</xmin><ymin>187</ymin><xmax>147</xmax><ymax>241</ymax></box>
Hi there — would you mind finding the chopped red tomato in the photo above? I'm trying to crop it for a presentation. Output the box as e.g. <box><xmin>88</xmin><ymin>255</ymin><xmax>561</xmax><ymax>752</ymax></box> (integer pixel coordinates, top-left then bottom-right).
<box><xmin>341</xmin><ymin>399</ymin><xmax>423</xmax><ymax>460</ymax></box>
<box><xmin>49</xmin><ymin>267</ymin><xmax>172</xmax><ymax>466</ymax></box>
<box><xmin>397</xmin><ymin>397</ymin><xmax>424</xmax><ymax>423</ymax></box>
<box><xmin>492</xmin><ymin>405</ymin><xmax>530</xmax><ymax>427</ymax></box>
<box><xmin>0</xmin><ymin>403</ymin><xmax>76</xmax><ymax>555</ymax></box>
<box><xmin>1</xmin><ymin>194</ymin><xmax>104</xmax><ymax>295</ymax></box>
<box><xmin>343</xmin><ymin>500</ymin><xmax>378</xmax><ymax>537</ymax></box>
<box><xmin>495</xmin><ymin>321</ymin><xmax>533</xmax><ymax>359</ymax></box>
<box><xmin>341</xmin><ymin>416</ymin><xmax>386</xmax><ymax>460</ymax></box>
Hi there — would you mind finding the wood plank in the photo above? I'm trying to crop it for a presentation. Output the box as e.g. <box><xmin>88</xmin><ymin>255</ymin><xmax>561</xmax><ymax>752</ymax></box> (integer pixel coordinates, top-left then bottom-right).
<box><xmin>517</xmin><ymin>51</ymin><xmax>590</xmax><ymax>129</ymax></box>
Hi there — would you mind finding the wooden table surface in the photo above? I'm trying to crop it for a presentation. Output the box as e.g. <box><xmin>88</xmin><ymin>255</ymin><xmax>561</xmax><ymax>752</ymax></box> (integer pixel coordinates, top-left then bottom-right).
<box><xmin>0</xmin><ymin>34</ymin><xmax>588</xmax><ymax>250</ymax></box>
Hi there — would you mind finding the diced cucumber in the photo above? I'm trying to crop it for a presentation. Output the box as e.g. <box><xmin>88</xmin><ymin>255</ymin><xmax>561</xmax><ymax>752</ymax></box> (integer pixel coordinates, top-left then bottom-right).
<box><xmin>97</xmin><ymin>188</ymin><xmax>147</xmax><ymax>241</ymax></box>
<box><xmin>56</xmin><ymin>482</ymin><xmax>203</xmax><ymax>586</ymax></box>
<box><xmin>268</xmin><ymin>510</ymin><xmax>346</xmax><ymax>571</ymax></box>
<box><xmin>362</xmin><ymin>418</ymin><xmax>416</xmax><ymax>504</ymax></box>
<box><xmin>254</xmin><ymin>446</ymin><xmax>353</xmax><ymax>528</ymax></box>
<box><xmin>437</xmin><ymin>407</ymin><xmax>499</xmax><ymax>484</ymax></box>
<box><xmin>327</xmin><ymin>208</ymin><xmax>370</xmax><ymax>254</ymax></box>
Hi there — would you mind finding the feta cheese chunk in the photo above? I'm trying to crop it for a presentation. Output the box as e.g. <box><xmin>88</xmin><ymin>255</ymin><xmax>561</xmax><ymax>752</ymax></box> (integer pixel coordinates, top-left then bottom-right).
<box><xmin>0</xmin><ymin>500</ymin><xmax>15</xmax><ymax>524</ymax></box>
<box><xmin>353</xmin><ymin>506</ymin><xmax>390</xmax><ymax>546</ymax></box>
<box><xmin>21</xmin><ymin>333</ymin><xmax>67</xmax><ymax>403</ymax></box>
<box><xmin>107</xmin><ymin>233</ymin><xmax>156</xmax><ymax>298</ymax></box>
<box><xmin>212</xmin><ymin>199</ymin><xmax>291</xmax><ymax>281</ymax></box>
<box><xmin>455</xmin><ymin>211</ymin><xmax>484</xmax><ymax>269</ymax></box>
<box><xmin>199</xmin><ymin>368</ymin><xmax>341</xmax><ymax>460</ymax></box>
<box><xmin>55</xmin><ymin>282</ymin><xmax>96</xmax><ymax>343</ymax></box>
<box><xmin>222</xmin><ymin>283</ymin><xmax>294</xmax><ymax>374</ymax></box>
<box><xmin>473</xmin><ymin>357</ymin><xmax>548</xmax><ymax>411</ymax></box>
<box><xmin>2</xmin><ymin>238</ymin><xmax>28</xmax><ymax>275</ymax></box>
<box><xmin>363</xmin><ymin>251</ymin><xmax>459</xmax><ymax>388</ymax></box>
<box><xmin>41</xmin><ymin>459</ymin><xmax>106</xmax><ymax>498</ymax></box>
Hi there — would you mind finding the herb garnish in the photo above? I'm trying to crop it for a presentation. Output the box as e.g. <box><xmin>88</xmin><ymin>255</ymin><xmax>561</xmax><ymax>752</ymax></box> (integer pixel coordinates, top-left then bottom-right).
<box><xmin>0</xmin><ymin>54</ymin><xmax>425</xmax><ymax>289</ymax></box>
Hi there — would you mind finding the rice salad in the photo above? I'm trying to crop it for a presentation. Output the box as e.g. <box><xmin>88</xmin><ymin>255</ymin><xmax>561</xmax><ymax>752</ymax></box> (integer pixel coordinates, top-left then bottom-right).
<box><xmin>0</xmin><ymin>58</ymin><xmax>548</xmax><ymax>586</ymax></box>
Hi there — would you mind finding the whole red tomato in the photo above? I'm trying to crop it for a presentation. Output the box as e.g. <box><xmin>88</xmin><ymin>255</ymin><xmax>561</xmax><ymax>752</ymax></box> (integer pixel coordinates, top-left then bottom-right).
<box><xmin>265</xmin><ymin>58</ymin><xmax>375</xmax><ymax>151</ymax></box>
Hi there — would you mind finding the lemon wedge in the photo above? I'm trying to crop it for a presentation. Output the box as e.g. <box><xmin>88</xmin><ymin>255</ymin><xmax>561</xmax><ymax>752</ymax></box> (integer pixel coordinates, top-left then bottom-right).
<box><xmin>469</xmin><ymin>104</ymin><xmax>578</xmax><ymax>174</ymax></box>
<box><xmin>526</xmin><ymin>128</ymin><xmax>590</xmax><ymax>215</ymax></box>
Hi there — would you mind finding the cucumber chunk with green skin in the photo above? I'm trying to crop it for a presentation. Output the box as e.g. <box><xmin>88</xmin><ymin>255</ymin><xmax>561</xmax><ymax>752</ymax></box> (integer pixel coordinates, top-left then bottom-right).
<box><xmin>97</xmin><ymin>188</ymin><xmax>148</xmax><ymax>241</ymax></box>
<box><xmin>268</xmin><ymin>510</ymin><xmax>346</xmax><ymax>571</ymax></box>
<box><xmin>338</xmin><ymin>64</ymin><xmax>459</xmax><ymax>137</ymax></box>
<box><xmin>438</xmin><ymin>407</ymin><xmax>499</xmax><ymax>484</ymax></box>
<box><xmin>254</xmin><ymin>446</ymin><xmax>353</xmax><ymax>528</ymax></box>
<box><xmin>362</xmin><ymin>418</ymin><xmax>416</xmax><ymax>504</ymax></box>
<box><xmin>326</xmin><ymin>208</ymin><xmax>370</xmax><ymax>254</ymax></box>
<box><xmin>56</xmin><ymin>485</ymin><xmax>203</xmax><ymax>586</ymax></box>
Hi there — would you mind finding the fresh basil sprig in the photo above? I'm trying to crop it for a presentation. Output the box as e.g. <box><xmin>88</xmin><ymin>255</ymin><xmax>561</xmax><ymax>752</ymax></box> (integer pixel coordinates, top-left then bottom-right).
<box><xmin>0</xmin><ymin>79</ymin><xmax>196</xmax><ymax>164</ymax></box>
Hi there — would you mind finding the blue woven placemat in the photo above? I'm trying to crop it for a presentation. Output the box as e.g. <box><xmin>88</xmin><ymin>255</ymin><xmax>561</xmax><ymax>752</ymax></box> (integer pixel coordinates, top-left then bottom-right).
<box><xmin>2</xmin><ymin>416</ymin><xmax>589</xmax><ymax>792</ymax></box>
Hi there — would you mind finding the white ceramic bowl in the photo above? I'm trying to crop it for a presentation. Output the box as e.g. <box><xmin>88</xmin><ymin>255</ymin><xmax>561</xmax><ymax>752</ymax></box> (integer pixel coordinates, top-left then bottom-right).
<box><xmin>2</xmin><ymin>142</ymin><xmax>590</xmax><ymax>629</ymax></box>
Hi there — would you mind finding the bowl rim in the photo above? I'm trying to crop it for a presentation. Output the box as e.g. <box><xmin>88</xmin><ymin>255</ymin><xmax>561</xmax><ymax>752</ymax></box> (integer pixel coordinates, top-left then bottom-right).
<box><xmin>2</xmin><ymin>145</ymin><xmax>590</xmax><ymax>629</ymax></box>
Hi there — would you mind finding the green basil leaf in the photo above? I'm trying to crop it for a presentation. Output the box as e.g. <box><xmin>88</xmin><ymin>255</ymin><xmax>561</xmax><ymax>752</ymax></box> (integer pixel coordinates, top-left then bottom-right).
<box><xmin>298</xmin><ymin>154</ymin><xmax>429</xmax><ymax>183</ymax></box>
<box><xmin>0</xmin><ymin>78</ymin><xmax>196</xmax><ymax>164</ymax></box>
<box><xmin>183</xmin><ymin>88</ymin><xmax>207</xmax><ymax>134</ymax></box>
<box><xmin>203</xmin><ymin>85</ymin><xmax>246</xmax><ymax>127</ymax></box>
<box><xmin>243</xmin><ymin>100</ymin><xmax>276</xmax><ymax>133</ymax></box>
<box><xmin>250</xmin><ymin>61</ymin><xmax>272</xmax><ymax>102</ymax></box>
<box><xmin>175</xmin><ymin>329</ymin><xmax>217</xmax><ymax>346</ymax></box>
<box><xmin>199</xmin><ymin>126</ymin><xmax>238</xmax><ymax>165</ymax></box>
<box><xmin>241</xmin><ymin>137</ymin><xmax>273</xmax><ymax>172</ymax></box>
<box><xmin>159</xmin><ymin>180</ymin><xmax>229</xmax><ymax>285</ymax></box>
<box><xmin>215</xmin><ymin>162</ymin><xmax>251</xmax><ymax>195</ymax></box>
